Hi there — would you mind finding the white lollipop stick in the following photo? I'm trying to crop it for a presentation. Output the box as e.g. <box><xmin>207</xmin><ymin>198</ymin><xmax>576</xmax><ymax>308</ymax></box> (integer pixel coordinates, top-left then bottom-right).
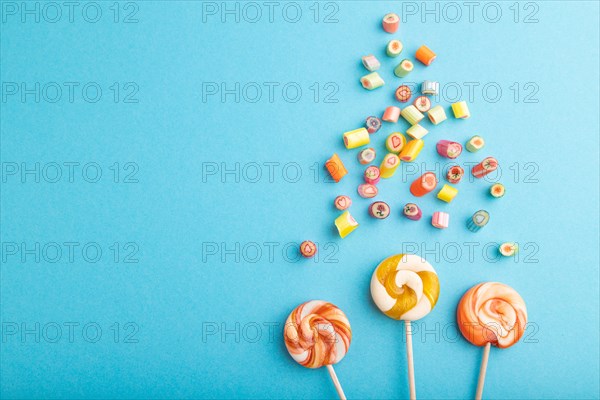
<box><xmin>475</xmin><ymin>342</ymin><xmax>491</xmax><ymax>400</ymax></box>
<box><xmin>405</xmin><ymin>320</ymin><xmax>416</xmax><ymax>400</ymax></box>
<box><xmin>326</xmin><ymin>364</ymin><xmax>347</xmax><ymax>400</ymax></box>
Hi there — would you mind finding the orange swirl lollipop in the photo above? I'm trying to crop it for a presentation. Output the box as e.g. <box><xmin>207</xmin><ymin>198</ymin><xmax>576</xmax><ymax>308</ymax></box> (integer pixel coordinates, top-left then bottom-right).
<box><xmin>284</xmin><ymin>300</ymin><xmax>351</xmax><ymax>399</ymax></box>
<box><xmin>457</xmin><ymin>282</ymin><xmax>528</xmax><ymax>399</ymax></box>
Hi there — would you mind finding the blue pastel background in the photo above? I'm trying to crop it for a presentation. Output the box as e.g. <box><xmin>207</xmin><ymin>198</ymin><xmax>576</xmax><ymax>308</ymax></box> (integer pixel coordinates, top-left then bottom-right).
<box><xmin>1</xmin><ymin>1</ymin><xmax>599</xmax><ymax>399</ymax></box>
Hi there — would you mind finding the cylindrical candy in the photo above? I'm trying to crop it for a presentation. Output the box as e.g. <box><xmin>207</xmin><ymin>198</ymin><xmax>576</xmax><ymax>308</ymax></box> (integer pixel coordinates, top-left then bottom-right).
<box><xmin>362</xmin><ymin>55</ymin><xmax>380</xmax><ymax>72</ymax></box>
<box><xmin>437</xmin><ymin>184</ymin><xmax>458</xmax><ymax>203</ymax></box>
<box><xmin>284</xmin><ymin>300</ymin><xmax>352</xmax><ymax>368</ymax></box>
<box><xmin>358</xmin><ymin>148</ymin><xmax>376</xmax><ymax>165</ymax></box>
<box><xmin>365</xmin><ymin>116</ymin><xmax>382</xmax><ymax>134</ymax></box>
<box><xmin>499</xmin><ymin>242</ymin><xmax>518</xmax><ymax>257</ymax></box>
<box><xmin>403</xmin><ymin>203</ymin><xmax>422</xmax><ymax>221</ymax></box>
<box><xmin>410</xmin><ymin>172</ymin><xmax>437</xmax><ymax>197</ymax></box>
<box><xmin>334</xmin><ymin>211</ymin><xmax>358</xmax><ymax>238</ymax></box>
<box><xmin>472</xmin><ymin>157</ymin><xmax>498</xmax><ymax>178</ymax></box>
<box><xmin>399</xmin><ymin>139</ymin><xmax>424</xmax><ymax>162</ymax></box>
<box><xmin>432</xmin><ymin>211</ymin><xmax>449</xmax><ymax>229</ymax></box>
<box><xmin>380</xmin><ymin>153</ymin><xmax>400</xmax><ymax>178</ymax></box>
<box><xmin>415</xmin><ymin>45</ymin><xmax>436</xmax><ymax>66</ymax></box>
<box><xmin>451</xmin><ymin>101</ymin><xmax>470</xmax><ymax>118</ymax></box>
<box><xmin>382</xmin><ymin>13</ymin><xmax>399</xmax><ymax>33</ymax></box>
<box><xmin>490</xmin><ymin>183</ymin><xmax>505</xmax><ymax>198</ymax></box>
<box><xmin>427</xmin><ymin>105</ymin><xmax>447</xmax><ymax>125</ymax></box>
<box><xmin>343</xmin><ymin>128</ymin><xmax>370</xmax><ymax>149</ymax></box>
<box><xmin>457</xmin><ymin>282</ymin><xmax>527</xmax><ymax>348</ymax></box>
<box><xmin>360</xmin><ymin>72</ymin><xmax>384</xmax><ymax>90</ymax></box>
<box><xmin>300</xmin><ymin>241</ymin><xmax>317</xmax><ymax>258</ymax></box>
<box><xmin>369</xmin><ymin>201</ymin><xmax>390</xmax><ymax>219</ymax></box>
<box><xmin>406</xmin><ymin>124</ymin><xmax>428</xmax><ymax>140</ymax></box>
<box><xmin>466</xmin><ymin>135</ymin><xmax>485</xmax><ymax>152</ymax></box>
<box><xmin>446</xmin><ymin>165</ymin><xmax>464</xmax><ymax>184</ymax></box>
<box><xmin>436</xmin><ymin>140</ymin><xmax>462</xmax><ymax>159</ymax></box>
<box><xmin>357</xmin><ymin>183</ymin><xmax>378</xmax><ymax>198</ymax></box>
<box><xmin>401</xmin><ymin>105</ymin><xmax>424</xmax><ymax>125</ymax></box>
<box><xmin>394</xmin><ymin>59</ymin><xmax>414</xmax><ymax>78</ymax></box>
<box><xmin>386</xmin><ymin>39</ymin><xmax>403</xmax><ymax>57</ymax></box>
<box><xmin>364</xmin><ymin>166</ymin><xmax>380</xmax><ymax>185</ymax></box>
<box><xmin>385</xmin><ymin>132</ymin><xmax>406</xmax><ymax>153</ymax></box>
<box><xmin>421</xmin><ymin>80</ymin><xmax>439</xmax><ymax>95</ymax></box>
<box><xmin>334</xmin><ymin>195</ymin><xmax>352</xmax><ymax>210</ymax></box>
<box><xmin>370</xmin><ymin>254</ymin><xmax>440</xmax><ymax>320</ymax></box>
<box><xmin>413</xmin><ymin>96</ymin><xmax>431</xmax><ymax>113</ymax></box>
<box><xmin>467</xmin><ymin>210</ymin><xmax>489</xmax><ymax>232</ymax></box>
<box><xmin>395</xmin><ymin>85</ymin><xmax>412</xmax><ymax>103</ymax></box>
<box><xmin>382</xmin><ymin>106</ymin><xmax>401</xmax><ymax>123</ymax></box>
<box><xmin>325</xmin><ymin>154</ymin><xmax>347</xmax><ymax>183</ymax></box>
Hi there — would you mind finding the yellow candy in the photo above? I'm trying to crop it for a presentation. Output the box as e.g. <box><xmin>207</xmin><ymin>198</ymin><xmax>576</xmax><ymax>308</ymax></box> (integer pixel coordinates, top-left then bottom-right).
<box><xmin>399</xmin><ymin>139</ymin><xmax>424</xmax><ymax>162</ymax></box>
<box><xmin>451</xmin><ymin>101</ymin><xmax>470</xmax><ymax>119</ymax></box>
<box><xmin>385</xmin><ymin>132</ymin><xmax>406</xmax><ymax>153</ymax></box>
<box><xmin>437</xmin><ymin>184</ymin><xmax>458</xmax><ymax>203</ymax></box>
<box><xmin>343</xmin><ymin>128</ymin><xmax>370</xmax><ymax>149</ymax></box>
<box><xmin>335</xmin><ymin>211</ymin><xmax>358</xmax><ymax>238</ymax></box>
<box><xmin>379</xmin><ymin>153</ymin><xmax>400</xmax><ymax>178</ymax></box>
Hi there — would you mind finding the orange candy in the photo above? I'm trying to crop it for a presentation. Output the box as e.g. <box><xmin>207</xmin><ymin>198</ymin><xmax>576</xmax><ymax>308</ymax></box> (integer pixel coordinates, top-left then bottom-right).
<box><xmin>410</xmin><ymin>172</ymin><xmax>438</xmax><ymax>197</ymax></box>
<box><xmin>415</xmin><ymin>45</ymin><xmax>436</xmax><ymax>66</ymax></box>
<box><xmin>325</xmin><ymin>154</ymin><xmax>347</xmax><ymax>183</ymax></box>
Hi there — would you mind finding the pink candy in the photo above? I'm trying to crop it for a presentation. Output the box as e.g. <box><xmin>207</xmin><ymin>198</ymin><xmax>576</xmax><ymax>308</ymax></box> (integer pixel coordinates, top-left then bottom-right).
<box><xmin>364</xmin><ymin>166</ymin><xmax>381</xmax><ymax>185</ymax></box>
<box><xmin>432</xmin><ymin>211</ymin><xmax>449</xmax><ymax>229</ymax></box>
<box><xmin>382</xmin><ymin>106</ymin><xmax>401</xmax><ymax>123</ymax></box>
<box><xmin>358</xmin><ymin>184</ymin><xmax>378</xmax><ymax>198</ymax></box>
<box><xmin>436</xmin><ymin>140</ymin><xmax>463</xmax><ymax>159</ymax></box>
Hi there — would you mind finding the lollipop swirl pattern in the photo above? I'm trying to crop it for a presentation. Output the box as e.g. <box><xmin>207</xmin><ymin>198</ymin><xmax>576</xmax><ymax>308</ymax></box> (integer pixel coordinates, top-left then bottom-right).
<box><xmin>457</xmin><ymin>282</ymin><xmax>528</xmax><ymax>348</ymax></box>
<box><xmin>284</xmin><ymin>300</ymin><xmax>352</xmax><ymax>369</ymax></box>
<box><xmin>370</xmin><ymin>254</ymin><xmax>440</xmax><ymax>321</ymax></box>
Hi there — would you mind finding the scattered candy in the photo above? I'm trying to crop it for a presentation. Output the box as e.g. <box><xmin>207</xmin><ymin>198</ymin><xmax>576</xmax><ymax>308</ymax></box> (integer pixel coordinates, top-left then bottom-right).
<box><xmin>334</xmin><ymin>195</ymin><xmax>352</xmax><ymax>210</ymax></box>
<box><xmin>370</xmin><ymin>254</ymin><xmax>440</xmax><ymax>320</ymax></box>
<box><xmin>362</xmin><ymin>55</ymin><xmax>380</xmax><ymax>72</ymax></box>
<box><xmin>382</xmin><ymin>13</ymin><xmax>400</xmax><ymax>33</ymax></box>
<box><xmin>357</xmin><ymin>183</ymin><xmax>378</xmax><ymax>198</ymax></box>
<box><xmin>343</xmin><ymin>128</ymin><xmax>370</xmax><ymax>149</ymax></box>
<box><xmin>360</xmin><ymin>72</ymin><xmax>384</xmax><ymax>90</ymax></box>
<box><xmin>490</xmin><ymin>183</ymin><xmax>505</xmax><ymax>198</ymax></box>
<box><xmin>382</xmin><ymin>106</ymin><xmax>401</xmax><ymax>123</ymax></box>
<box><xmin>300</xmin><ymin>241</ymin><xmax>317</xmax><ymax>258</ymax></box>
<box><xmin>472</xmin><ymin>157</ymin><xmax>498</xmax><ymax>178</ymax></box>
<box><xmin>499</xmin><ymin>242</ymin><xmax>518</xmax><ymax>257</ymax></box>
<box><xmin>415</xmin><ymin>45</ymin><xmax>436</xmax><ymax>66</ymax></box>
<box><xmin>437</xmin><ymin>184</ymin><xmax>458</xmax><ymax>203</ymax></box>
<box><xmin>394</xmin><ymin>59</ymin><xmax>414</xmax><ymax>78</ymax></box>
<box><xmin>380</xmin><ymin>153</ymin><xmax>400</xmax><ymax>178</ymax></box>
<box><xmin>413</xmin><ymin>96</ymin><xmax>431</xmax><ymax>113</ymax></box>
<box><xmin>325</xmin><ymin>154</ymin><xmax>347</xmax><ymax>183</ymax></box>
<box><xmin>395</xmin><ymin>85</ymin><xmax>412</xmax><ymax>102</ymax></box>
<box><xmin>369</xmin><ymin>201</ymin><xmax>391</xmax><ymax>219</ymax></box>
<box><xmin>466</xmin><ymin>210</ymin><xmax>489</xmax><ymax>232</ymax></box>
<box><xmin>386</xmin><ymin>39</ymin><xmax>403</xmax><ymax>57</ymax></box>
<box><xmin>403</xmin><ymin>203</ymin><xmax>422</xmax><ymax>221</ymax></box>
<box><xmin>446</xmin><ymin>165</ymin><xmax>464</xmax><ymax>184</ymax></box>
<box><xmin>401</xmin><ymin>105</ymin><xmax>424</xmax><ymax>125</ymax></box>
<box><xmin>406</xmin><ymin>124</ymin><xmax>428</xmax><ymax>140</ymax></box>
<box><xmin>357</xmin><ymin>147</ymin><xmax>376</xmax><ymax>165</ymax></box>
<box><xmin>284</xmin><ymin>300</ymin><xmax>352</xmax><ymax>367</ymax></box>
<box><xmin>451</xmin><ymin>101</ymin><xmax>470</xmax><ymax>118</ymax></box>
<box><xmin>421</xmin><ymin>80</ymin><xmax>439</xmax><ymax>95</ymax></box>
<box><xmin>364</xmin><ymin>166</ymin><xmax>381</xmax><ymax>185</ymax></box>
<box><xmin>436</xmin><ymin>140</ymin><xmax>463</xmax><ymax>159</ymax></box>
<box><xmin>427</xmin><ymin>105</ymin><xmax>447</xmax><ymax>125</ymax></box>
<box><xmin>385</xmin><ymin>132</ymin><xmax>406</xmax><ymax>153</ymax></box>
<box><xmin>365</xmin><ymin>116</ymin><xmax>382</xmax><ymax>134</ymax></box>
<box><xmin>457</xmin><ymin>282</ymin><xmax>527</xmax><ymax>347</ymax></box>
<box><xmin>335</xmin><ymin>211</ymin><xmax>359</xmax><ymax>238</ymax></box>
<box><xmin>432</xmin><ymin>211</ymin><xmax>449</xmax><ymax>229</ymax></box>
<box><xmin>466</xmin><ymin>135</ymin><xmax>485</xmax><ymax>152</ymax></box>
<box><xmin>399</xmin><ymin>139</ymin><xmax>424</xmax><ymax>162</ymax></box>
<box><xmin>410</xmin><ymin>172</ymin><xmax>437</xmax><ymax>197</ymax></box>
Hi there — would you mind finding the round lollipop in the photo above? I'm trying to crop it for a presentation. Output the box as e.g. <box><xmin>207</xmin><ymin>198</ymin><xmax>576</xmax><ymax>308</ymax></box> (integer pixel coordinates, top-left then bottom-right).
<box><xmin>457</xmin><ymin>282</ymin><xmax>528</xmax><ymax>400</ymax></box>
<box><xmin>370</xmin><ymin>254</ymin><xmax>440</xmax><ymax>400</ymax></box>
<box><xmin>284</xmin><ymin>300</ymin><xmax>352</xmax><ymax>399</ymax></box>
